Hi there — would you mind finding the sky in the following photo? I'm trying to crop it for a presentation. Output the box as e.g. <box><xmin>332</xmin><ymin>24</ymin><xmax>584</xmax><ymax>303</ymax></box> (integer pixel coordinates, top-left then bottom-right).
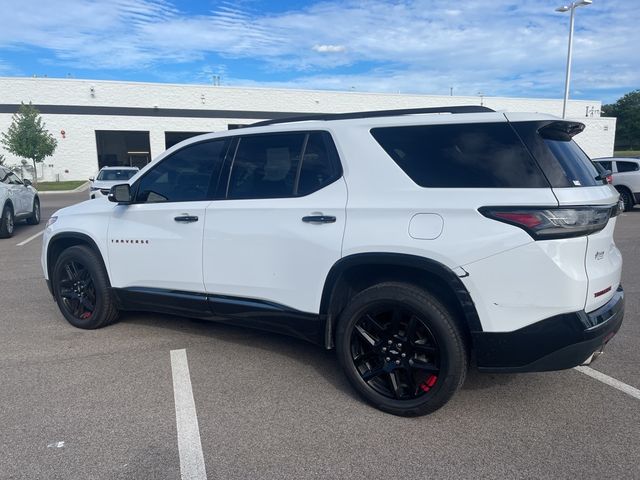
<box><xmin>0</xmin><ymin>0</ymin><xmax>637</xmax><ymax>103</ymax></box>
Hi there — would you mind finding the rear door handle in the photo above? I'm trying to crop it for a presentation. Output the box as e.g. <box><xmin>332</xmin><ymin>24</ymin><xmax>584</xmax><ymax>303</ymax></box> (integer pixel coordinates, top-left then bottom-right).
<box><xmin>302</xmin><ymin>215</ymin><xmax>336</xmax><ymax>224</ymax></box>
<box><xmin>174</xmin><ymin>215</ymin><xmax>199</xmax><ymax>223</ymax></box>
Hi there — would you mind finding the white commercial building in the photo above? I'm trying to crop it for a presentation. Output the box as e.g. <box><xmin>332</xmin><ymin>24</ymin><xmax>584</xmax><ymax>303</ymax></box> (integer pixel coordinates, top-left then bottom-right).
<box><xmin>0</xmin><ymin>77</ymin><xmax>615</xmax><ymax>182</ymax></box>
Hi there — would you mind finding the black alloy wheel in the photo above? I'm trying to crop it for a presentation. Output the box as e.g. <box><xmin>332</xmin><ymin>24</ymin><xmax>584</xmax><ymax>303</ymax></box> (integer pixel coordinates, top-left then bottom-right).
<box><xmin>336</xmin><ymin>282</ymin><xmax>467</xmax><ymax>416</ymax></box>
<box><xmin>350</xmin><ymin>305</ymin><xmax>441</xmax><ymax>400</ymax></box>
<box><xmin>57</xmin><ymin>260</ymin><xmax>97</xmax><ymax>322</ymax></box>
<box><xmin>53</xmin><ymin>245</ymin><xmax>119</xmax><ymax>329</ymax></box>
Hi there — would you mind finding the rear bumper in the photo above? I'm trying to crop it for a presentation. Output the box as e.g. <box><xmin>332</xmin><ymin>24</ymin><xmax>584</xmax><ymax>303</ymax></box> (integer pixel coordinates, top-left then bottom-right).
<box><xmin>473</xmin><ymin>286</ymin><xmax>624</xmax><ymax>372</ymax></box>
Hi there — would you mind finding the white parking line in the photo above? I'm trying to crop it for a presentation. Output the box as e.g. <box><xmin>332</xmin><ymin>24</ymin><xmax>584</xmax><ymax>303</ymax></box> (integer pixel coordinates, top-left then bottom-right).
<box><xmin>575</xmin><ymin>366</ymin><xmax>640</xmax><ymax>401</ymax></box>
<box><xmin>170</xmin><ymin>349</ymin><xmax>207</xmax><ymax>480</ymax></box>
<box><xmin>16</xmin><ymin>229</ymin><xmax>44</xmax><ymax>246</ymax></box>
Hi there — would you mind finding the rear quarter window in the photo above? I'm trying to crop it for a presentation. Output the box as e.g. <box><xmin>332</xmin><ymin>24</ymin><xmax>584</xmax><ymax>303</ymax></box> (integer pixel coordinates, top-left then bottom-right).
<box><xmin>511</xmin><ymin>121</ymin><xmax>600</xmax><ymax>187</ymax></box>
<box><xmin>616</xmin><ymin>161</ymin><xmax>639</xmax><ymax>173</ymax></box>
<box><xmin>370</xmin><ymin>122</ymin><xmax>549</xmax><ymax>188</ymax></box>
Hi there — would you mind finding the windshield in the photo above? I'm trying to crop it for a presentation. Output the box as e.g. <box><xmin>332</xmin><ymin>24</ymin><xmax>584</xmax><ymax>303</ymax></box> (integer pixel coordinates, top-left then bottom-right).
<box><xmin>97</xmin><ymin>169</ymin><xmax>138</xmax><ymax>181</ymax></box>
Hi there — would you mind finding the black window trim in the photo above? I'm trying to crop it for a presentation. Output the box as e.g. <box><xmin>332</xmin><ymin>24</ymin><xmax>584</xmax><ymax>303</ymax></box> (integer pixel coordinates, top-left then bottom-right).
<box><xmin>130</xmin><ymin>136</ymin><xmax>234</xmax><ymax>204</ymax></box>
<box><xmin>222</xmin><ymin>129</ymin><xmax>344</xmax><ymax>201</ymax></box>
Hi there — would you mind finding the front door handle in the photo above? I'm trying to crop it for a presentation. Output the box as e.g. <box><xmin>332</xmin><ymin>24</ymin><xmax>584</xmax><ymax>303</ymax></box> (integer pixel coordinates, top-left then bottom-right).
<box><xmin>302</xmin><ymin>215</ymin><xmax>336</xmax><ymax>224</ymax></box>
<box><xmin>174</xmin><ymin>214</ymin><xmax>199</xmax><ymax>223</ymax></box>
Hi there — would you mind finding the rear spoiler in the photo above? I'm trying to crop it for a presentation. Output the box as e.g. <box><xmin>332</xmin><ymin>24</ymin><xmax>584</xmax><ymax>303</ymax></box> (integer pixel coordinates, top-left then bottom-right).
<box><xmin>538</xmin><ymin>121</ymin><xmax>585</xmax><ymax>141</ymax></box>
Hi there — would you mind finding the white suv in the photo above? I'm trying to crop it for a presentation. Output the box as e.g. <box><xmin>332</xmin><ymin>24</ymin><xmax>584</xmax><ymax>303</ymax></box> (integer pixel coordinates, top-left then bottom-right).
<box><xmin>41</xmin><ymin>107</ymin><xmax>624</xmax><ymax>416</ymax></box>
<box><xmin>89</xmin><ymin>166</ymin><xmax>139</xmax><ymax>199</ymax></box>
<box><xmin>0</xmin><ymin>166</ymin><xmax>41</xmax><ymax>238</ymax></box>
<box><xmin>594</xmin><ymin>157</ymin><xmax>640</xmax><ymax>211</ymax></box>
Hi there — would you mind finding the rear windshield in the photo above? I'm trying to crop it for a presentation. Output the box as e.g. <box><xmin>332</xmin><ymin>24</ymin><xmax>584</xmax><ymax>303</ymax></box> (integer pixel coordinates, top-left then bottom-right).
<box><xmin>511</xmin><ymin>121</ymin><xmax>601</xmax><ymax>187</ymax></box>
<box><xmin>370</xmin><ymin>122</ymin><xmax>549</xmax><ymax>188</ymax></box>
<box><xmin>97</xmin><ymin>169</ymin><xmax>138</xmax><ymax>181</ymax></box>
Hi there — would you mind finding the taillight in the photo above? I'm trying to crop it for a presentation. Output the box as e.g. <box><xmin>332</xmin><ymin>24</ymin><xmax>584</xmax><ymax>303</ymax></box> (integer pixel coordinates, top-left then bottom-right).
<box><xmin>606</xmin><ymin>175</ymin><xmax>612</xmax><ymax>184</ymax></box>
<box><xmin>479</xmin><ymin>205</ymin><xmax>619</xmax><ymax>240</ymax></box>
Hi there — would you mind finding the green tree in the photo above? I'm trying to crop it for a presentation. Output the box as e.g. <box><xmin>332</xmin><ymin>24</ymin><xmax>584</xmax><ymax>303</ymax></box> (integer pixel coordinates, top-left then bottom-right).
<box><xmin>602</xmin><ymin>90</ymin><xmax>640</xmax><ymax>151</ymax></box>
<box><xmin>1</xmin><ymin>102</ymin><xmax>57</xmax><ymax>183</ymax></box>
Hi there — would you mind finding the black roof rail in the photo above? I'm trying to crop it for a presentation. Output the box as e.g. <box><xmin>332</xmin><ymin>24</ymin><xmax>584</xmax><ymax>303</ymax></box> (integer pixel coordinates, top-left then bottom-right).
<box><xmin>249</xmin><ymin>105</ymin><xmax>495</xmax><ymax>127</ymax></box>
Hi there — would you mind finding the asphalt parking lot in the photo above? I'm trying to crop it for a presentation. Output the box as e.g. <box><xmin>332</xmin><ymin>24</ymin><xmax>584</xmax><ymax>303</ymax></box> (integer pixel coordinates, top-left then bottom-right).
<box><xmin>1</xmin><ymin>191</ymin><xmax>639</xmax><ymax>480</ymax></box>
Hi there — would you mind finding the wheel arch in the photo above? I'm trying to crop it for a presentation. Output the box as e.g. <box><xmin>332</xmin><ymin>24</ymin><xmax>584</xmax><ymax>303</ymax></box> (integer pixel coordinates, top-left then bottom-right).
<box><xmin>47</xmin><ymin>232</ymin><xmax>111</xmax><ymax>288</ymax></box>
<box><xmin>320</xmin><ymin>253</ymin><xmax>482</xmax><ymax>349</ymax></box>
<box><xmin>3</xmin><ymin>198</ymin><xmax>14</xmax><ymax>212</ymax></box>
<box><xmin>614</xmin><ymin>184</ymin><xmax>633</xmax><ymax>195</ymax></box>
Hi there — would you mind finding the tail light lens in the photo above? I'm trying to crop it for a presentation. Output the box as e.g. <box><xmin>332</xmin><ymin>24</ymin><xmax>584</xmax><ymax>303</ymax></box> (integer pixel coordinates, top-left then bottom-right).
<box><xmin>479</xmin><ymin>205</ymin><xmax>619</xmax><ymax>240</ymax></box>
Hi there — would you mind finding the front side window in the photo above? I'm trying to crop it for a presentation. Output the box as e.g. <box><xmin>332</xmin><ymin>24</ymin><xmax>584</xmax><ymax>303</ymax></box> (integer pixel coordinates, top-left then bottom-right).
<box><xmin>371</xmin><ymin>122</ymin><xmax>548</xmax><ymax>188</ymax></box>
<box><xmin>0</xmin><ymin>168</ymin><xmax>9</xmax><ymax>184</ymax></box>
<box><xmin>135</xmin><ymin>139</ymin><xmax>230</xmax><ymax>203</ymax></box>
<box><xmin>616</xmin><ymin>161</ymin><xmax>639</xmax><ymax>173</ymax></box>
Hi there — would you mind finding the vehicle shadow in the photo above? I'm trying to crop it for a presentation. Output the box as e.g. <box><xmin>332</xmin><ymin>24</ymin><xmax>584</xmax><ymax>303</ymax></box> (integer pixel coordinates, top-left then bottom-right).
<box><xmin>122</xmin><ymin>311</ymin><xmax>360</xmax><ymax>401</ymax></box>
<box><xmin>121</xmin><ymin>311</ymin><xmax>517</xmax><ymax>399</ymax></box>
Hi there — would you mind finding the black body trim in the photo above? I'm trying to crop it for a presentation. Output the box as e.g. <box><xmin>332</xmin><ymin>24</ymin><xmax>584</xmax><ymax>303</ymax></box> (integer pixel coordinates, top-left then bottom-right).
<box><xmin>208</xmin><ymin>295</ymin><xmax>325</xmax><ymax>345</ymax></box>
<box><xmin>111</xmin><ymin>287</ymin><xmax>325</xmax><ymax>346</ymax></box>
<box><xmin>320</xmin><ymin>253</ymin><xmax>483</xmax><ymax>348</ymax></box>
<box><xmin>474</xmin><ymin>286</ymin><xmax>624</xmax><ymax>372</ymax></box>
<box><xmin>112</xmin><ymin>287</ymin><xmax>212</xmax><ymax>319</ymax></box>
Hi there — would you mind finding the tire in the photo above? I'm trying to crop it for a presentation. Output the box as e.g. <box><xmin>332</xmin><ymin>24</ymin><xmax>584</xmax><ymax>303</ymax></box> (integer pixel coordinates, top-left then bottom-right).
<box><xmin>0</xmin><ymin>204</ymin><xmax>15</xmax><ymax>238</ymax></box>
<box><xmin>336</xmin><ymin>282</ymin><xmax>467</xmax><ymax>417</ymax></box>
<box><xmin>52</xmin><ymin>245</ymin><xmax>119</xmax><ymax>329</ymax></box>
<box><xmin>26</xmin><ymin>197</ymin><xmax>40</xmax><ymax>225</ymax></box>
<box><xmin>619</xmin><ymin>189</ymin><xmax>634</xmax><ymax>212</ymax></box>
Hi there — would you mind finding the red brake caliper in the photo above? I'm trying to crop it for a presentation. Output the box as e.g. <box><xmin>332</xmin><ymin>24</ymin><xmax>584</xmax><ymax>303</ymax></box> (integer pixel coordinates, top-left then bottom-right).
<box><xmin>81</xmin><ymin>312</ymin><xmax>92</xmax><ymax>320</ymax></box>
<box><xmin>420</xmin><ymin>375</ymin><xmax>438</xmax><ymax>393</ymax></box>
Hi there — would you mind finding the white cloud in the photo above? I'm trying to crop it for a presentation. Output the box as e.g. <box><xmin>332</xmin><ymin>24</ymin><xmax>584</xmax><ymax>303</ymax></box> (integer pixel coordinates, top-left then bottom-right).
<box><xmin>312</xmin><ymin>44</ymin><xmax>346</xmax><ymax>53</ymax></box>
<box><xmin>0</xmin><ymin>0</ymin><xmax>637</xmax><ymax>100</ymax></box>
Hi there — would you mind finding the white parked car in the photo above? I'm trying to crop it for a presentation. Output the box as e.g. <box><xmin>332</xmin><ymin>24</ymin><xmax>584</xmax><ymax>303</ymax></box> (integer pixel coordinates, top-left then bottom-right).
<box><xmin>89</xmin><ymin>166</ymin><xmax>139</xmax><ymax>199</ymax></box>
<box><xmin>0</xmin><ymin>166</ymin><xmax>40</xmax><ymax>238</ymax></box>
<box><xmin>594</xmin><ymin>157</ymin><xmax>640</xmax><ymax>211</ymax></box>
<box><xmin>42</xmin><ymin>107</ymin><xmax>624</xmax><ymax>416</ymax></box>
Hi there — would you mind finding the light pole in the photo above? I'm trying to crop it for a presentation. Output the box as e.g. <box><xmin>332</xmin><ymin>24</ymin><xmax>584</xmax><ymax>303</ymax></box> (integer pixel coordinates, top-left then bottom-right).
<box><xmin>556</xmin><ymin>0</ymin><xmax>592</xmax><ymax>118</ymax></box>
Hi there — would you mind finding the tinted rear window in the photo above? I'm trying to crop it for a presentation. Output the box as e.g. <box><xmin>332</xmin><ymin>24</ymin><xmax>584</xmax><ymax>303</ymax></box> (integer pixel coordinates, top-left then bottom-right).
<box><xmin>511</xmin><ymin>121</ymin><xmax>600</xmax><ymax>187</ymax></box>
<box><xmin>543</xmin><ymin>139</ymin><xmax>599</xmax><ymax>186</ymax></box>
<box><xmin>370</xmin><ymin>122</ymin><xmax>548</xmax><ymax>188</ymax></box>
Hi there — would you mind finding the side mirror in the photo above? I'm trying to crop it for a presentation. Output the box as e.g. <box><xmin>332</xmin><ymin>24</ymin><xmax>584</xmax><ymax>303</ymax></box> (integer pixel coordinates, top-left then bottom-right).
<box><xmin>108</xmin><ymin>184</ymin><xmax>133</xmax><ymax>204</ymax></box>
<box><xmin>23</xmin><ymin>179</ymin><xmax>32</xmax><ymax>187</ymax></box>
<box><xmin>89</xmin><ymin>177</ymin><xmax>94</xmax><ymax>182</ymax></box>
